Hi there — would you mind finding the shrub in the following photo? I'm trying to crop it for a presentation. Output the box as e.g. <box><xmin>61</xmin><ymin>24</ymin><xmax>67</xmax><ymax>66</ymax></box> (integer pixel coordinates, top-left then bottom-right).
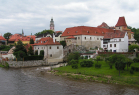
<box><xmin>35</xmin><ymin>50</ymin><xmax>38</xmax><ymax>55</ymax></box>
<box><xmin>80</xmin><ymin>59</ymin><xmax>94</xmax><ymax>67</ymax></box>
<box><xmin>68</xmin><ymin>60</ymin><xmax>78</xmax><ymax>65</ymax></box>
<box><xmin>40</xmin><ymin>50</ymin><xmax>44</xmax><ymax>56</ymax></box>
<box><xmin>131</xmin><ymin>66</ymin><xmax>135</xmax><ymax>71</ymax></box>
<box><xmin>133</xmin><ymin>57</ymin><xmax>139</xmax><ymax>62</ymax></box>
<box><xmin>24</xmin><ymin>55</ymin><xmax>44</xmax><ymax>60</ymax></box>
<box><xmin>131</xmin><ymin>66</ymin><xmax>139</xmax><ymax>72</ymax></box>
<box><xmin>95</xmin><ymin>63</ymin><xmax>101</xmax><ymax>68</ymax></box>
<box><xmin>130</xmin><ymin>69</ymin><xmax>134</xmax><ymax>74</ymax></box>
<box><xmin>71</xmin><ymin>64</ymin><xmax>78</xmax><ymax>69</ymax></box>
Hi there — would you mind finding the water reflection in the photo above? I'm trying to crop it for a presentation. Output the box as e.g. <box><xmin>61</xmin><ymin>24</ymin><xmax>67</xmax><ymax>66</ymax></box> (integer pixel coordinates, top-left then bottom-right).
<box><xmin>0</xmin><ymin>67</ymin><xmax>139</xmax><ymax>95</ymax></box>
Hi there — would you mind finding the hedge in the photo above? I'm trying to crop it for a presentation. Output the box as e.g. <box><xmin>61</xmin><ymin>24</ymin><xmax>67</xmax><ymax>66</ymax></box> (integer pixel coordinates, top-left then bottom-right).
<box><xmin>24</xmin><ymin>55</ymin><xmax>44</xmax><ymax>61</ymax></box>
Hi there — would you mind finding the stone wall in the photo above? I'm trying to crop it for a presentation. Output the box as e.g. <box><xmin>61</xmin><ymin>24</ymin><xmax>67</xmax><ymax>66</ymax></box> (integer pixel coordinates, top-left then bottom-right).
<box><xmin>6</xmin><ymin>60</ymin><xmax>59</xmax><ymax>68</ymax></box>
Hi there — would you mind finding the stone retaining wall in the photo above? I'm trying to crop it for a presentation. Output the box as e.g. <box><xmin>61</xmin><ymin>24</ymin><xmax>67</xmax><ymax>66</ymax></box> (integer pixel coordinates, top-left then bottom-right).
<box><xmin>6</xmin><ymin>60</ymin><xmax>58</xmax><ymax>68</ymax></box>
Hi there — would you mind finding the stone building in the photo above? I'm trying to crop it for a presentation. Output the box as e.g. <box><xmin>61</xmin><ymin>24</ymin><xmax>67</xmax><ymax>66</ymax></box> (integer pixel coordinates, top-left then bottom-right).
<box><xmin>33</xmin><ymin>37</ymin><xmax>63</xmax><ymax>64</ymax></box>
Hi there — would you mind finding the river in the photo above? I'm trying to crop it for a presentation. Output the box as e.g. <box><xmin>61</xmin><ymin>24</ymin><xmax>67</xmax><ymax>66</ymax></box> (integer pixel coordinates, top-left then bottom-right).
<box><xmin>0</xmin><ymin>67</ymin><xmax>139</xmax><ymax>95</ymax></box>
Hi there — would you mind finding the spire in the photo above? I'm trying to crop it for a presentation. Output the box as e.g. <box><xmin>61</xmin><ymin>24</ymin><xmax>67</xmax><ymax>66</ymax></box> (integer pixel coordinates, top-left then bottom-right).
<box><xmin>50</xmin><ymin>17</ymin><xmax>54</xmax><ymax>31</ymax></box>
<box><xmin>22</xmin><ymin>29</ymin><xmax>24</xmax><ymax>36</ymax></box>
<box><xmin>115</xmin><ymin>16</ymin><xmax>127</xmax><ymax>27</ymax></box>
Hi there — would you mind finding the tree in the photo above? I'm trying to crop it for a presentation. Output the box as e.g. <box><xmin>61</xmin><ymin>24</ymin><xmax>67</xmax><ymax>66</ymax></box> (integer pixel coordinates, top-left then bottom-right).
<box><xmin>28</xmin><ymin>45</ymin><xmax>34</xmax><ymax>55</ymax></box>
<box><xmin>13</xmin><ymin>40</ymin><xmax>27</xmax><ymax>58</ymax></box>
<box><xmin>3</xmin><ymin>32</ymin><xmax>12</xmax><ymax>44</ymax></box>
<box><xmin>134</xmin><ymin>31</ymin><xmax>139</xmax><ymax>43</ymax></box>
<box><xmin>114</xmin><ymin>55</ymin><xmax>126</xmax><ymax>76</ymax></box>
<box><xmin>60</xmin><ymin>41</ymin><xmax>66</xmax><ymax>48</ymax></box>
<box><xmin>40</xmin><ymin>50</ymin><xmax>44</xmax><ymax>56</ymax></box>
<box><xmin>125</xmin><ymin>58</ymin><xmax>133</xmax><ymax>70</ymax></box>
<box><xmin>128</xmin><ymin>44</ymin><xmax>139</xmax><ymax>52</ymax></box>
<box><xmin>67</xmin><ymin>52</ymin><xmax>80</xmax><ymax>64</ymax></box>
<box><xmin>29</xmin><ymin>38</ymin><xmax>34</xmax><ymax>44</ymax></box>
<box><xmin>34</xmin><ymin>29</ymin><xmax>54</xmax><ymax>36</ymax></box>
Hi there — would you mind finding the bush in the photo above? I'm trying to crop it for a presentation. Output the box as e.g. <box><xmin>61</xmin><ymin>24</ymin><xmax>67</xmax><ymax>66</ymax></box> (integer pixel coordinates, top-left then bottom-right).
<box><xmin>68</xmin><ymin>60</ymin><xmax>78</xmax><ymax>65</ymax></box>
<box><xmin>131</xmin><ymin>66</ymin><xmax>135</xmax><ymax>71</ymax></box>
<box><xmin>40</xmin><ymin>50</ymin><xmax>44</xmax><ymax>56</ymax></box>
<box><xmin>130</xmin><ymin>69</ymin><xmax>134</xmax><ymax>74</ymax></box>
<box><xmin>133</xmin><ymin>57</ymin><xmax>139</xmax><ymax>62</ymax></box>
<box><xmin>71</xmin><ymin>64</ymin><xmax>78</xmax><ymax>69</ymax></box>
<box><xmin>131</xmin><ymin>66</ymin><xmax>139</xmax><ymax>72</ymax></box>
<box><xmin>80</xmin><ymin>59</ymin><xmax>94</xmax><ymax>67</ymax></box>
<box><xmin>95</xmin><ymin>63</ymin><xmax>101</xmax><ymax>68</ymax></box>
<box><xmin>35</xmin><ymin>50</ymin><xmax>38</xmax><ymax>55</ymax></box>
<box><xmin>24</xmin><ymin>55</ymin><xmax>44</xmax><ymax>61</ymax></box>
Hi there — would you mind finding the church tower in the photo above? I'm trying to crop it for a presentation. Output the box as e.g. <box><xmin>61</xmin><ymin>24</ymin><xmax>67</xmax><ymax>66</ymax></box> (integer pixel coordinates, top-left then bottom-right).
<box><xmin>50</xmin><ymin>18</ymin><xmax>54</xmax><ymax>31</ymax></box>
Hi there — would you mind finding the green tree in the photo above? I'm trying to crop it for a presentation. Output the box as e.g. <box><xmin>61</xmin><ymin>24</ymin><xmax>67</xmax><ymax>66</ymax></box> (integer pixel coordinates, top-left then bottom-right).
<box><xmin>35</xmin><ymin>50</ymin><xmax>38</xmax><ymax>55</ymax></box>
<box><xmin>3</xmin><ymin>32</ymin><xmax>12</xmax><ymax>44</ymax></box>
<box><xmin>67</xmin><ymin>52</ymin><xmax>80</xmax><ymax>64</ymax></box>
<box><xmin>60</xmin><ymin>41</ymin><xmax>66</xmax><ymax>48</ymax></box>
<box><xmin>114</xmin><ymin>55</ymin><xmax>126</xmax><ymax>76</ymax></box>
<box><xmin>128</xmin><ymin>44</ymin><xmax>139</xmax><ymax>52</ymax></box>
<box><xmin>35</xmin><ymin>29</ymin><xmax>54</xmax><ymax>36</ymax></box>
<box><xmin>125</xmin><ymin>58</ymin><xmax>133</xmax><ymax>70</ymax></box>
<box><xmin>29</xmin><ymin>38</ymin><xmax>34</xmax><ymax>44</ymax></box>
<box><xmin>40</xmin><ymin>50</ymin><xmax>44</xmax><ymax>56</ymax></box>
<box><xmin>134</xmin><ymin>30</ymin><xmax>139</xmax><ymax>43</ymax></box>
<box><xmin>13</xmin><ymin>40</ymin><xmax>27</xmax><ymax>58</ymax></box>
<box><xmin>28</xmin><ymin>45</ymin><xmax>34</xmax><ymax>55</ymax></box>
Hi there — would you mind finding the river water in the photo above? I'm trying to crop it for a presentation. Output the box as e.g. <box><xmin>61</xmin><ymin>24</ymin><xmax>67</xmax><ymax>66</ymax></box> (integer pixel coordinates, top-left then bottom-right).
<box><xmin>0</xmin><ymin>67</ymin><xmax>139</xmax><ymax>95</ymax></box>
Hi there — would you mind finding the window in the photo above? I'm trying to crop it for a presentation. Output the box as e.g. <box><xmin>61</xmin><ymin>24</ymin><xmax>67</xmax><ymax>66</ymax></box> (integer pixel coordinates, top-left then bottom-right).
<box><xmin>97</xmin><ymin>38</ymin><xmax>99</xmax><ymax>40</ymax></box>
<box><xmin>103</xmin><ymin>45</ymin><xmax>105</xmax><ymax>47</ymax></box>
<box><xmin>110</xmin><ymin>44</ymin><xmax>112</xmax><ymax>47</ymax></box>
<box><xmin>44</xmin><ymin>47</ymin><xmax>45</xmax><ymax>49</ymax></box>
<box><xmin>85</xmin><ymin>37</ymin><xmax>86</xmax><ymax>40</ymax></box>
<box><xmin>75</xmin><ymin>37</ymin><xmax>77</xmax><ymax>40</ymax></box>
<box><xmin>57</xmin><ymin>46</ymin><xmax>59</xmax><ymax>49</ymax></box>
<box><xmin>119</xmin><ymin>39</ymin><xmax>121</xmax><ymax>41</ymax></box>
<box><xmin>35</xmin><ymin>47</ymin><xmax>36</xmax><ymax>49</ymax></box>
<box><xmin>50</xmin><ymin>54</ymin><xmax>52</xmax><ymax>57</ymax></box>
<box><xmin>78</xmin><ymin>37</ymin><xmax>80</xmax><ymax>39</ymax></box>
<box><xmin>90</xmin><ymin>37</ymin><xmax>91</xmax><ymax>40</ymax></box>
<box><xmin>49</xmin><ymin>46</ymin><xmax>51</xmax><ymax>49</ymax></box>
<box><xmin>114</xmin><ymin>44</ymin><xmax>116</xmax><ymax>47</ymax></box>
<box><xmin>42</xmin><ymin>47</ymin><xmax>43</xmax><ymax>49</ymax></box>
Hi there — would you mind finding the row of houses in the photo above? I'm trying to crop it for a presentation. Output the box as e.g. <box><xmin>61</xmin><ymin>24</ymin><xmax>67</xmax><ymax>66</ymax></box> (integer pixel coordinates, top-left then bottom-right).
<box><xmin>0</xmin><ymin>16</ymin><xmax>136</xmax><ymax>64</ymax></box>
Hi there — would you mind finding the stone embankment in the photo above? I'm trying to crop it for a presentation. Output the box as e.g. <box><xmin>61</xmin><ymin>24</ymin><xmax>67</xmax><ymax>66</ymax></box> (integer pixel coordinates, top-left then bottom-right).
<box><xmin>7</xmin><ymin>60</ymin><xmax>48</xmax><ymax>68</ymax></box>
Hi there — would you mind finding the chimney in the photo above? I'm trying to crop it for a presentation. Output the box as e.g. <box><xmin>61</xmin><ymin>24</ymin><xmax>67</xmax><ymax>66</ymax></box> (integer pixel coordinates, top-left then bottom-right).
<box><xmin>53</xmin><ymin>33</ymin><xmax>55</xmax><ymax>43</ymax></box>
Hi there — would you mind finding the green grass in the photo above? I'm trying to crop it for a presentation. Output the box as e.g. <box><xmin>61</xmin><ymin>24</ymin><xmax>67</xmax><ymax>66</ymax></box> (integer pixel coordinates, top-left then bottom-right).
<box><xmin>53</xmin><ymin>61</ymin><xmax>139</xmax><ymax>87</ymax></box>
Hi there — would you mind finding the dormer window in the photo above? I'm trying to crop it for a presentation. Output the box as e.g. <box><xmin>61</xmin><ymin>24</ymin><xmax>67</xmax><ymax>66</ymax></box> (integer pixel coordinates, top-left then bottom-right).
<box><xmin>95</xmin><ymin>31</ymin><xmax>97</xmax><ymax>33</ymax></box>
<box><xmin>87</xmin><ymin>31</ymin><xmax>89</xmax><ymax>33</ymax></box>
<box><xmin>102</xmin><ymin>32</ymin><xmax>104</xmax><ymax>34</ymax></box>
<box><xmin>75</xmin><ymin>31</ymin><xmax>78</xmax><ymax>33</ymax></box>
<box><xmin>67</xmin><ymin>32</ymin><xmax>69</xmax><ymax>34</ymax></box>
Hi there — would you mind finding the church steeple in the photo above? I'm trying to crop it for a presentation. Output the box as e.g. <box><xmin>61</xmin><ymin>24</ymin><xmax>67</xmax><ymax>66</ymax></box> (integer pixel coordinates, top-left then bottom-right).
<box><xmin>50</xmin><ymin>17</ymin><xmax>54</xmax><ymax>31</ymax></box>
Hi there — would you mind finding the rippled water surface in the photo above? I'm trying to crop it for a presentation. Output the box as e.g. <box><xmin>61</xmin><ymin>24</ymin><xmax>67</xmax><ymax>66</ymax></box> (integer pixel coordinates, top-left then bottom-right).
<box><xmin>0</xmin><ymin>67</ymin><xmax>139</xmax><ymax>95</ymax></box>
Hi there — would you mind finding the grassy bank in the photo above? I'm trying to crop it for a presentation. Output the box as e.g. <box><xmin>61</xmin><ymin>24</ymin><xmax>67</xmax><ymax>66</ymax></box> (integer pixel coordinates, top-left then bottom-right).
<box><xmin>52</xmin><ymin>61</ymin><xmax>139</xmax><ymax>87</ymax></box>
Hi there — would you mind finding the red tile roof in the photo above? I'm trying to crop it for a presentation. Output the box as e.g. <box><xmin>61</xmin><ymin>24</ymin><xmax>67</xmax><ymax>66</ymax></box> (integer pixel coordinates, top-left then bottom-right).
<box><xmin>55</xmin><ymin>31</ymin><xmax>62</xmax><ymax>33</ymax></box>
<box><xmin>0</xmin><ymin>36</ymin><xmax>6</xmax><ymax>40</ymax></box>
<box><xmin>9</xmin><ymin>34</ymin><xmax>36</xmax><ymax>42</ymax></box>
<box><xmin>25</xmin><ymin>44</ymin><xmax>34</xmax><ymax>52</ymax></box>
<box><xmin>103</xmin><ymin>30</ymin><xmax>126</xmax><ymax>39</ymax></box>
<box><xmin>115</xmin><ymin>17</ymin><xmax>127</xmax><ymax>27</ymax></box>
<box><xmin>97</xmin><ymin>22</ymin><xmax>109</xmax><ymax>29</ymax></box>
<box><xmin>66</xmin><ymin>36</ymin><xmax>75</xmax><ymax>39</ymax></box>
<box><xmin>33</xmin><ymin>37</ymin><xmax>61</xmax><ymax>46</ymax></box>
<box><xmin>61</xmin><ymin>26</ymin><xmax>114</xmax><ymax>37</ymax></box>
<box><xmin>131</xmin><ymin>32</ymin><xmax>134</xmax><ymax>34</ymax></box>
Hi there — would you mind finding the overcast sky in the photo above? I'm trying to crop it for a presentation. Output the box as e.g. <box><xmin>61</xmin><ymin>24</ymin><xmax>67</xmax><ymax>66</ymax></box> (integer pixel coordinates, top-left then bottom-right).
<box><xmin>0</xmin><ymin>0</ymin><xmax>139</xmax><ymax>36</ymax></box>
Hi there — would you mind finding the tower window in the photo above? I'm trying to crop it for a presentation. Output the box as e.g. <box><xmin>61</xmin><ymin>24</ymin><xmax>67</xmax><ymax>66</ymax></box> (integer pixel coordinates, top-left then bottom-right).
<box><xmin>85</xmin><ymin>37</ymin><xmax>86</xmax><ymax>40</ymax></box>
<box><xmin>57</xmin><ymin>46</ymin><xmax>59</xmax><ymax>49</ymax></box>
<box><xmin>49</xmin><ymin>46</ymin><xmax>51</xmax><ymax>49</ymax></box>
<box><xmin>50</xmin><ymin>54</ymin><xmax>52</xmax><ymax>57</ymax></box>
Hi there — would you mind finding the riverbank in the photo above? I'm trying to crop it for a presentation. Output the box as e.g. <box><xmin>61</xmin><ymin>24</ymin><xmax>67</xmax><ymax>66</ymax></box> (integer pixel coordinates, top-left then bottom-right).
<box><xmin>49</xmin><ymin>61</ymin><xmax>139</xmax><ymax>87</ymax></box>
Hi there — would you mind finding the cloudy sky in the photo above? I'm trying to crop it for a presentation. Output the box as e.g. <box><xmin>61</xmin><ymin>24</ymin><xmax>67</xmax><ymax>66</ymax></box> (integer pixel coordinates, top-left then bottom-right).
<box><xmin>0</xmin><ymin>0</ymin><xmax>139</xmax><ymax>35</ymax></box>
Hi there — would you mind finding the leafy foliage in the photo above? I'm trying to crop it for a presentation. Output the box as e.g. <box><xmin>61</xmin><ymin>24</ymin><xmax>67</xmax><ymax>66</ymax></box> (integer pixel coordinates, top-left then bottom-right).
<box><xmin>125</xmin><ymin>58</ymin><xmax>133</xmax><ymax>70</ymax></box>
<box><xmin>34</xmin><ymin>29</ymin><xmax>54</xmax><ymax>36</ymax></box>
<box><xmin>3</xmin><ymin>32</ymin><xmax>12</xmax><ymax>44</ymax></box>
<box><xmin>0</xmin><ymin>45</ymin><xmax>13</xmax><ymax>51</ymax></box>
<box><xmin>95</xmin><ymin>63</ymin><xmax>101</xmax><ymax>68</ymax></box>
<box><xmin>28</xmin><ymin>45</ymin><xmax>34</xmax><ymax>55</ymax></box>
<box><xmin>67</xmin><ymin>52</ymin><xmax>80</xmax><ymax>64</ymax></box>
<box><xmin>80</xmin><ymin>59</ymin><xmax>94</xmax><ymax>67</ymax></box>
<box><xmin>71</xmin><ymin>64</ymin><xmax>78</xmax><ymax>69</ymax></box>
<box><xmin>29</xmin><ymin>38</ymin><xmax>34</xmax><ymax>44</ymax></box>
<box><xmin>13</xmin><ymin>40</ymin><xmax>27</xmax><ymax>58</ymax></box>
<box><xmin>35</xmin><ymin>50</ymin><xmax>38</xmax><ymax>55</ymax></box>
<box><xmin>40</xmin><ymin>50</ymin><xmax>44</xmax><ymax>56</ymax></box>
<box><xmin>60</xmin><ymin>41</ymin><xmax>66</xmax><ymax>48</ymax></box>
<box><xmin>24</xmin><ymin>55</ymin><xmax>44</xmax><ymax>60</ymax></box>
<box><xmin>128</xmin><ymin>45</ymin><xmax>139</xmax><ymax>52</ymax></box>
<box><xmin>133</xmin><ymin>57</ymin><xmax>139</xmax><ymax>62</ymax></box>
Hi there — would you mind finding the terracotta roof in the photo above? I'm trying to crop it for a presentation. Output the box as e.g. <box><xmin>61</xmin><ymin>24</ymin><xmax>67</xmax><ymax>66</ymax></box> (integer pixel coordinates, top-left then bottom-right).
<box><xmin>25</xmin><ymin>44</ymin><xmax>34</xmax><ymax>52</ymax></box>
<box><xmin>0</xmin><ymin>36</ymin><xmax>6</xmax><ymax>40</ymax></box>
<box><xmin>55</xmin><ymin>31</ymin><xmax>62</xmax><ymax>33</ymax></box>
<box><xmin>97</xmin><ymin>22</ymin><xmax>109</xmax><ymax>29</ymax></box>
<box><xmin>33</xmin><ymin>37</ymin><xmax>61</xmax><ymax>46</ymax></box>
<box><xmin>66</xmin><ymin>36</ymin><xmax>75</xmax><ymax>39</ymax></box>
<box><xmin>9</xmin><ymin>34</ymin><xmax>22</xmax><ymax>41</ymax></box>
<box><xmin>103</xmin><ymin>30</ymin><xmax>126</xmax><ymax>39</ymax></box>
<box><xmin>131</xmin><ymin>32</ymin><xmax>134</xmax><ymax>34</ymax></box>
<box><xmin>61</xmin><ymin>26</ymin><xmax>114</xmax><ymax>37</ymax></box>
<box><xmin>115</xmin><ymin>17</ymin><xmax>127</xmax><ymax>27</ymax></box>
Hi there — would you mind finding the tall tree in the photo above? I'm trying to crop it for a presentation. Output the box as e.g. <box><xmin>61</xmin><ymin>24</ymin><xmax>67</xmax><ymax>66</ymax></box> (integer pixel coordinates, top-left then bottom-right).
<box><xmin>13</xmin><ymin>40</ymin><xmax>27</xmax><ymax>58</ymax></box>
<box><xmin>3</xmin><ymin>32</ymin><xmax>12</xmax><ymax>44</ymax></box>
<box><xmin>29</xmin><ymin>38</ymin><xmax>34</xmax><ymax>44</ymax></box>
<box><xmin>134</xmin><ymin>31</ymin><xmax>139</xmax><ymax>43</ymax></box>
<box><xmin>28</xmin><ymin>45</ymin><xmax>34</xmax><ymax>55</ymax></box>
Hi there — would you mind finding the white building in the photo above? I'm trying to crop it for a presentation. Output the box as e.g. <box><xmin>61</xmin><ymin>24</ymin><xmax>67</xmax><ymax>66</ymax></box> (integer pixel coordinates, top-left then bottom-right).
<box><xmin>101</xmin><ymin>30</ymin><xmax>128</xmax><ymax>52</ymax></box>
<box><xmin>33</xmin><ymin>37</ymin><xmax>63</xmax><ymax>64</ymax></box>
